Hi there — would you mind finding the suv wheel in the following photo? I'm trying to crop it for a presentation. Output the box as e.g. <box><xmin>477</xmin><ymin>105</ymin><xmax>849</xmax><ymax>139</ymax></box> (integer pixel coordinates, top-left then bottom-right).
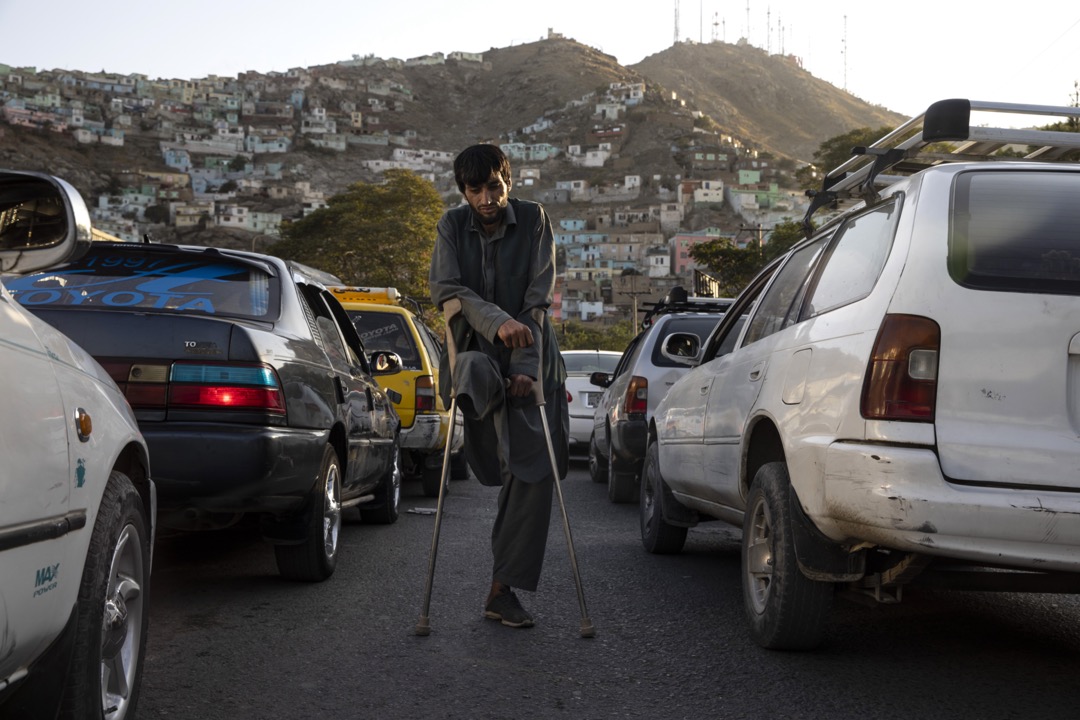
<box><xmin>742</xmin><ymin>462</ymin><xmax>833</xmax><ymax>650</ymax></box>
<box><xmin>640</xmin><ymin>440</ymin><xmax>688</xmax><ymax>554</ymax></box>
<box><xmin>61</xmin><ymin>470</ymin><xmax>150</xmax><ymax>720</ymax></box>
<box><xmin>607</xmin><ymin>436</ymin><xmax>637</xmax><ymax>504</ymax></box>
<box><xmin>587</xmin><ymin>433</ymin><xmax>607</xmax><ymax>484</ymax></box>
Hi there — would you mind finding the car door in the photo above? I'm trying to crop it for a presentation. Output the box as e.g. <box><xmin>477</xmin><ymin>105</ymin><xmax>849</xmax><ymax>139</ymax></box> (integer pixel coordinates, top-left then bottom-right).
<box><xmin>700</xmin><ymin>237</ymin><xmax>828</xmax><ymax>507</ymax></box>
<box><xmin>0</xmin><ymin>284</ymin><xmax>74</xmax><ymax>680</ymax></box>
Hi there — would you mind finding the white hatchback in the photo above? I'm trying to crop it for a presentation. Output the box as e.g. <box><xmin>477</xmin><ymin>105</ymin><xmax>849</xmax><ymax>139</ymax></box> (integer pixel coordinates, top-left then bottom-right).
<box><xmin>0</xmin><ymin>171</ymin><xmax>153</xmax><ymax>719</ymax></box>
<box><xmin>644</xmin><ymin>99</ymin><xmax>1080</xmax><ymax>650</ymax></box>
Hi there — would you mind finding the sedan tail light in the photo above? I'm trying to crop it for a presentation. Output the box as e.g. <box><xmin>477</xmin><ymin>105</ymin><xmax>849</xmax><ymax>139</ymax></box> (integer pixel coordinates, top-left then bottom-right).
<box><xmin>861</xmin><ymin>314</ymin><xmax>939</xmax><ymax>422</ymax></box>
<box><xmin>624</xmin><ymin>375</ymin><xmax>648</xmax><ymax>415</ymax></box>
<box><xmin>102</xmin><ymin>360</ymin><xmax>285</xmax><ymax>413</ymax></box>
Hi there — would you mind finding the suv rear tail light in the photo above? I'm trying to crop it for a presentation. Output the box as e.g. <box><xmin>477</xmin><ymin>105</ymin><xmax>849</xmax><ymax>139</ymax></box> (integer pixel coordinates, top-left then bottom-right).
<box><xmin>624</xmin><ymin>376</ymin><xmax>648</xmax><ymax>414</ymax></box>
<box><xmin>861</xmin><ymin>314</ymin><xmax>939</xmax><ymax>421</ymax></box>
<box><xmin>415</xmin><ymin>374</ymin><xmax>435</xmax><ymax>411</ymax></box>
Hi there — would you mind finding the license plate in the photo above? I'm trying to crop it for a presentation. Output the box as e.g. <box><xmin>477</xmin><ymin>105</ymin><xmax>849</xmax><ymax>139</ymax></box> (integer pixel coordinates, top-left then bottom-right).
<box><xmin>585</xmin><ymin>391</ymin><xmax>602</xmax><ymax>407</ymax></box>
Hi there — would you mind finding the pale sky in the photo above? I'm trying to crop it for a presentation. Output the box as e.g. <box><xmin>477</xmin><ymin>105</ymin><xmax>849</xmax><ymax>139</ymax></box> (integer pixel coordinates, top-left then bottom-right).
<box><xmin>1</xmin><ymin>0</ymin><xmax>1078</xmax><ymax>120</ymax></box>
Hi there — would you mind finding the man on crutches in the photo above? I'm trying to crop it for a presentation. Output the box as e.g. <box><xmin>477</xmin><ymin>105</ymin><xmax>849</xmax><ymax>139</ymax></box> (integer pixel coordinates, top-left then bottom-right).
<box><xmin>427</xmin><ymin>143</ymin><xmax>580</xmax><ymax>630</ymax></box>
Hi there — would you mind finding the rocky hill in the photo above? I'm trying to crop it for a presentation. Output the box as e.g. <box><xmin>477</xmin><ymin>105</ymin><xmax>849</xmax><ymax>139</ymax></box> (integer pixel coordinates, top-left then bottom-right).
<box><xmin>0</xmin><ymin>36</ymin><xmax>908</xmax><ymax>240</ymax></box>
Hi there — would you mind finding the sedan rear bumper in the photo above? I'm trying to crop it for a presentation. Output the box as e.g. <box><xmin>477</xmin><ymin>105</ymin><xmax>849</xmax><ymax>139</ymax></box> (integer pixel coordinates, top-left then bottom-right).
<box><xmin>143</xmin><ymin>424</ymin><xmax>327</xmax><ymax>514</ymax></box>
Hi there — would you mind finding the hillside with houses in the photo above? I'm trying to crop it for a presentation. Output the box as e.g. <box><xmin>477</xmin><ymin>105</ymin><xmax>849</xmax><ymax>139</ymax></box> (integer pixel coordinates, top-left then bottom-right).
<box><xmin>0</xmin><ymin>33</ymin><xmax>905</xmax><ymax>324</ymax></box>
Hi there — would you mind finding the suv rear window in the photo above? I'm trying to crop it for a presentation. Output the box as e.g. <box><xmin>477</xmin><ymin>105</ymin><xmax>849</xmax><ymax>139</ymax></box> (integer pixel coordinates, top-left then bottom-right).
<box><xmin>8</xmin><ymin>247</ymin><xmax>276</xmax><ymax>319</ymax></box>
<box><xmin>950</xmin><ymin>170</ymin><xmax>1080</xmax><ymax>294</ymax></box>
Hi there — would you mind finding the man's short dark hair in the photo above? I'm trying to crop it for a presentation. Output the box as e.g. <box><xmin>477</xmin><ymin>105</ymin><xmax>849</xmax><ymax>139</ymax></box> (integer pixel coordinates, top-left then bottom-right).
<box><xmin>454</xmin><ymin>144</ymin><xmax>512</xmax><ymax>193</ymax></box>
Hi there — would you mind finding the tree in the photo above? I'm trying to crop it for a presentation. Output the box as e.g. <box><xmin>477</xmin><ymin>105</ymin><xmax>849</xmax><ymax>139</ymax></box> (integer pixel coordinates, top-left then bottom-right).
<box><xmin>268</xmin><ymin>170</ymin><xmax>444</xmax><ymax>300</ymax></box>
<box><xmin>559</xmin><ymin>320</ymin><xmax>636</xmax><ymax>352</ymax></box>
<box><xmin>144</xmin><ymin>204</ymin><xmax>170</xmax><ymax>224</ymax></box>
<box><xmin>690</xmin><ymin>219</ymin><xmax>810</xmax><ymax>296</ymax></box>
<box><xmin>798</xmin><ymin>126</ymin><xmax>895</xmax><ymax>191</ymax></box>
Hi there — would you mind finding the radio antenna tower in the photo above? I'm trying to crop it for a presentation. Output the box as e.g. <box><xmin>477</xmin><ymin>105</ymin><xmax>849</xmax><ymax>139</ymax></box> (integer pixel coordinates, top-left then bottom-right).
<box><xmin>842</xmin><ymin>14</ymin><xmax>848</xmax><ymax>90</ymax></box>
<box><xmin>674</xmin><ymin>0</ymin><xmax>680</xmax><ymax>45</ymax></box>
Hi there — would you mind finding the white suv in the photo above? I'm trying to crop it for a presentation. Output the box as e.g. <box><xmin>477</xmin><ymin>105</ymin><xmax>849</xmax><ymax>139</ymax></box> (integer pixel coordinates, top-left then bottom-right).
<box><xmin>0</xmin><ymin>171</ymin><xmax>153</xmax><ymax>718</ymax></box>
<box><xmin>644</xmin><ymin>99</ymin><xmax>1080</xmax><ymax>649</ymax></box>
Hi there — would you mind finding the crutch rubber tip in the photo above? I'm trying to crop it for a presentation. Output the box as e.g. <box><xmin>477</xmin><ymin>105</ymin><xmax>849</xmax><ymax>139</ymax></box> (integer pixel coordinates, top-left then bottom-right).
<box><xmin>580</xmin><ymin>620</ymin><xmax>596</xmax><ymax>638</ymax></box>
<box><xmin>414</xmin><ymin>618</ymin><xmax>431</xmax><ymax>636</ymax></box>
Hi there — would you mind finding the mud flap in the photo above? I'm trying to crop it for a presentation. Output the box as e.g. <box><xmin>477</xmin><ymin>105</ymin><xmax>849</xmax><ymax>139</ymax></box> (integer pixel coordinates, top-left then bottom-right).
<box><xmin>789</xmin><ymin>489</ymin><xmax>865</xmax><ymax>582</ymax></box>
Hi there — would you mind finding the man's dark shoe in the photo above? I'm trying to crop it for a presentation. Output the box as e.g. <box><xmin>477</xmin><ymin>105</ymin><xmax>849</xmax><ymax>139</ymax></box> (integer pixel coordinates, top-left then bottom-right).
<box><xmin>483</xmin><ymin>587</ymin><xmax>535</xmax><ymax>628</ymax></box>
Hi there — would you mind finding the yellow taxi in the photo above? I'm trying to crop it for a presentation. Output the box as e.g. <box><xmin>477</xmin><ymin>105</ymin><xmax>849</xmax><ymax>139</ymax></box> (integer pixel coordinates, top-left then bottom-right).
<box><xmin>331</xmin><ymin>286</ymin><xmax>465</xmax><ymax>496</ymax></box>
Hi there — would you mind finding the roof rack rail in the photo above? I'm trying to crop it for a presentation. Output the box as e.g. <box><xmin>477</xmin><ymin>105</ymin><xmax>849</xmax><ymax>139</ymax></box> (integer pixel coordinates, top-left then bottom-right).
<box><xmin>640</xmin><ymin>285</ymin><xmax>733</xmax><ymax>329</ymax></box>
<box><xmin>803</xmin><ymin>98</ymin><xmax>1080</xmax><ymax>232</ymax></box>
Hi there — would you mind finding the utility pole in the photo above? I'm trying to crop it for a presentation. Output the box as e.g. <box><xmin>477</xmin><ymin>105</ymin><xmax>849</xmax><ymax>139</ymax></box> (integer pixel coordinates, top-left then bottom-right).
<box><xmin>623</xmin><ymin>273</ymin><xmax>650</xmax><ymax>327</ymax></box>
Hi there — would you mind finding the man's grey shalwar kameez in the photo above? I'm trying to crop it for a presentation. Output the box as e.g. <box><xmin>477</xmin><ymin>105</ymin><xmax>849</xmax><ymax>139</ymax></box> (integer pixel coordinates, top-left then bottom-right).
<box><xmin>430</xmin><ymin>198</ymin><xmax>569</xmax><ymax>592</ymax></box>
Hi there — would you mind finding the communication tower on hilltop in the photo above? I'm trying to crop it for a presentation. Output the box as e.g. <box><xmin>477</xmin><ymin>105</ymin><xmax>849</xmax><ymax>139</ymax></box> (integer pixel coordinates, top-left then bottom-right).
<box><xmin>674</xmin><ymin>0</ymin><xmax>680</xmax><ymax>45</ymax></box>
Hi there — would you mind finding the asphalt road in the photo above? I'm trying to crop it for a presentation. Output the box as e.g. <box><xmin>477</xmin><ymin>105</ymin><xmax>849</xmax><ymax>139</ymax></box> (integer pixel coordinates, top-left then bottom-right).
<box><xmin>138</xmin><ymin>460</ymin><xmax>1080</xmax><ymax>720</ymax></box>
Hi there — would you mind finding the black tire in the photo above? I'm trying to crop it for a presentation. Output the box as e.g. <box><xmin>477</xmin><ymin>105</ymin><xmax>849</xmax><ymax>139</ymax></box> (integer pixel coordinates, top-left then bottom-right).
<box><xmin>60</xmin><ymin>470</ymin><xmax>150</xmax><ymax>720</ymax></box>
<box><xmin>275</xmin><ymin>444</ymin><xmax>341</xmax><ymax>582</ymax></box>
<box><xmin>420</xmin><ymin>464</ymin><xmax>446</xmax><ymax>498</ymax></box>
<box><xmin>640</xmin><ymin>440</ymin><xmax>688</xmax><ymax>554</ymax></box>
<box><xmin>587</xmin><ymin>433</ymin><xmax>607</xmax><ymax>484</ymax></box>
<box><xmin>742</xmin><ymin>462</ymin><xmax>833</xmax><ymax>650</ymax></box>
<box><xmin>450</xmin><ymin>450</ymin><xmax>470</xmax><ymax>481</ymax></box>
<box><xmin>607</xmin><ymin>435</ymin><xmax>637</xmax><ymax>504</ymax></box>
<box><xmin>360</xmin><ymin>442</ymin><xmax>401</xmax><ymax>525</ymax></box>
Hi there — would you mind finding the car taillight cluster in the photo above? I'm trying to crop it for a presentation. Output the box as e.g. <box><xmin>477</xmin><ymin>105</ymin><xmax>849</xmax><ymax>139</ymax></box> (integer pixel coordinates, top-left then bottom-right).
<box><xmin>101</xmin><ymin>361</ymin><xmax>285</xmax><ymax>413</ymax></box>
<box><xmin>624</xmin><ymin>376</ymin><xmax>648</xmax><ymax>415</ymax></box>
<box><xmin>415</xmin><ymin>374</ymin><xmax>435</xmax><ymax>411</ymax></box>
<box><xmin>861</xmin><ymin>314</ymin><xmax>939</xmax><ymax>422</ymax></box>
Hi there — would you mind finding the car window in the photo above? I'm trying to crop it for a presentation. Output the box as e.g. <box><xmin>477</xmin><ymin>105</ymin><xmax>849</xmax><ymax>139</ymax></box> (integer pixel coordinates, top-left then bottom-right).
<box><xmin>742</xmin><ymin>237</ymin><xmax>827</xmax><ymax>347</ymax></box>
<box><xmin>416</xmin><ymin>322</ymin><xmax>443</xmax><ymax>369</ymax></box>
<box><xmin>804</xmin><ymin>200</ymin><xmax>899</xmax><ymax>317</ymax></box>
<box><xmin>949</xmin><ymin>170</ymin><xmax>1080</xmax><ymax>294</ymax></box>
<box><xmin>348</xmin><ymin>309</ymin><xmax>421</xmax><ymax>370</ymax></box>
<box><xmin>298</xmin><ymin>284</ymin><xmax>367</xmax><ymax>370</ymax></box>
<box><xmin>8</xmin><ymin>247</ymin><xmax>277</xmax><ymax>319</ymax></box>
<box><xmin>614</xmin><ymin>334</ymin><xmax>645</xmax><ymax>378</ymax></box>
<box><xmin>563</xmin><ymin>352</ymin><xmax>620</xmax><ymax>374</ymax></box>
<box><xmin>649</xmin><ymin>316</ymin><xmax>724</xmax><ymax>368</ymax></box>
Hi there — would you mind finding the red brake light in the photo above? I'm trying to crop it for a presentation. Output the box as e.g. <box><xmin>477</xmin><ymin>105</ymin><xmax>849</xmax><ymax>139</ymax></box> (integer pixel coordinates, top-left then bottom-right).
<box><xmin>861</xmin><ymin>314</ymin><xmax>939</xmax><ymax>422</ymax></box>
<box><xmin>624</xmin><ymin>376</ymin><xmax>648</xmax><ymax>414</ymax></box>
<box><xmin>169</xmin><ymin>385</ymin><xmax>285</xmax><ymax>411</ymax></box>
<box><xmin>415</xmin><ymin>374</ymin><xmax>435</xmax><ymax>411</ymax></box>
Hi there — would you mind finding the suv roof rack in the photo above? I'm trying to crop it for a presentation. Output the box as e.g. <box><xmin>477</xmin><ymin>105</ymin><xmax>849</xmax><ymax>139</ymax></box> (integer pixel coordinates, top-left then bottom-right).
<box><xmin>640</xmin><ymin>285</ymin><xmax>733</xmax><ymax>329</ymax></box>
<box><xmin>804</xmin><ymin>98</ymin><xmax>1080</xmax><ymax>231</ymax></box>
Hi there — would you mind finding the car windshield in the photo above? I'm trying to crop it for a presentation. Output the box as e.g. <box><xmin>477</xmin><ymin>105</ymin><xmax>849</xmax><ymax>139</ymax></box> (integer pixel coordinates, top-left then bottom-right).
<box><xmin>562</xmin><ymin>352</ymin><xmax>620</xmax><ymax>374</ymax></box>
<box><xmin>7</xmin><ymin>246</ymin><xmax>277</xmax><ymax>319</ymax></box>
<box><xmin>348</xmin><ymin>310</ymin><xmax>421</xmax><ymax>369</ymax></box>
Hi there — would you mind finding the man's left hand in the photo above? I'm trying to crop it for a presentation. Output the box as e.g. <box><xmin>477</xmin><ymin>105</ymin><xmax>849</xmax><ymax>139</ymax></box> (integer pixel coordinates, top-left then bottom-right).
<box><xmin>506</xmin><ymin>374</ymin><xmax>535</xmax><ymax>398</ymax></box>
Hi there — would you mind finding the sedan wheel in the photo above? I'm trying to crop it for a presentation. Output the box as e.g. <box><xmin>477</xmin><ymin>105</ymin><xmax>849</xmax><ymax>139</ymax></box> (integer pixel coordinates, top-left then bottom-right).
<box><xmin>275</xmin><ymin>444</ymin><xmax>341</xmax><ymax>581</ymax></box>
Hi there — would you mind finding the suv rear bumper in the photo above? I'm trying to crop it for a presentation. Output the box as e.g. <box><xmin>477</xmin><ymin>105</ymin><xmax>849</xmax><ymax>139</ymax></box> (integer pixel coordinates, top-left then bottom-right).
<box><xmin>611</xmin><ymin>416</ymin><xmax>648</xmax><ymax>472</ymax></box>
<box><xmin>144</xmin><ymin>424</ymin><xmax>326</xmax><ymax>513</ymax></box>
<box><xmin>400</xmin><ymin>412</ymin><xmax>463</xmax><ymax>453</ymax></box>
<box><xmin>811</xmin><ymin>442</ymin><xmax>1080</xmax><ymax>572</ymax></box>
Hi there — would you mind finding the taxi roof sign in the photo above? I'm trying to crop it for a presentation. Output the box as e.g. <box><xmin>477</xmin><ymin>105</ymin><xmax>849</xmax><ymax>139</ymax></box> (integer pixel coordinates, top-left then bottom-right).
<box><xmin>330</xmin><ymin>286</ymin><xmax>401</xmax><ymax>305</ymax></box>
